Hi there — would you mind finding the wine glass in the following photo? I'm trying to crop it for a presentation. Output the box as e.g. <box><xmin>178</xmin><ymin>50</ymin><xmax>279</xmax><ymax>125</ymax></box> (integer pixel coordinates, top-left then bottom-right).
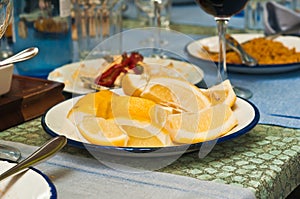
<box><xmin>134</xmin><ymin>0</ymin><xmax>171</xmax><ymax>56</ymax></box>
<box><xmin>195</xmin><ymin>0</ymin><xmax>253</xmax><ymax>99</ymax></box>
<box><xmin>194</xmin><ymin>0</ymin><xmax>251</xmax><ymax>158</ymax></box>
<box><xmin>0</xmin><ymin>0</ymin><xmax>21</xmax><ymax>161</ymax></box>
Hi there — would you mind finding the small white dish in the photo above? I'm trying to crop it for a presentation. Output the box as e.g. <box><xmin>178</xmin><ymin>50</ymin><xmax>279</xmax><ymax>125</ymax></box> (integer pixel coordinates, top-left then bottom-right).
<box><xmin>0</xmin><ymin>159</ymin><xmax>56</xmax><ymax>199</ymax></box>
<box><xmin>47</xmin><ymin>57</ymin><xmax>204</xmax><ymax>95</ymax></box>
<box><xmin>0</xmin><ymin>64</ymin><xmax>13</xmax><ymax>95</ymax></box>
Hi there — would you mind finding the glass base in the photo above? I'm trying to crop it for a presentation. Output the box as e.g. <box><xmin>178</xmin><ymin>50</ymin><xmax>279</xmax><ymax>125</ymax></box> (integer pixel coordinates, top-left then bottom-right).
<box><xmin>139</xmin><ymin>37</ymin><xmax>168</xmax><ymax>47</ymax></box>
<box><xmin>0</xmin><ymin>49</ymin><xmax>13</xmax><ymax>60</ymax></box>
<box><xmin>0</xmin><ymin>144</ymin><xmax>21</xmax><ymax>162</ymax></box>
<box><xmin>233</xmin><ymin>86</ymin><xmax>253</xmax><ymax>99</ymax></box>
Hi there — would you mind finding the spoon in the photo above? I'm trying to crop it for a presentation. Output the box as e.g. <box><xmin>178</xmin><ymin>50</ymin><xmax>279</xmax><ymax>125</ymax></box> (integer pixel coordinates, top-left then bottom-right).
<box><xmin>225</xmin><ymin>34</ymin><xmax>258</xmax><ymax>66</ymax></box>
<box><xmin>204</xmin><ymin>36</ymin><xmax>258</xmax><ymax>66</ymax></box>
<box><xmin>0</xmin><ymin>47</ymin><xmax>39</xmax><ymax>67</ymax></box>
<box><xmin>0</xmin><ymin>135</ymin><xmax>67</xmax><ymax>182</ymax></box>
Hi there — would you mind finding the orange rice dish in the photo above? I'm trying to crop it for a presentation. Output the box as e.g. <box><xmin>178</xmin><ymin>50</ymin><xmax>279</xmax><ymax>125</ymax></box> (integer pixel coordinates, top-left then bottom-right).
<box><xmin>205</xmin><ymin>37</ymin><xmax>300</xmax><ymax>65</ymax></box>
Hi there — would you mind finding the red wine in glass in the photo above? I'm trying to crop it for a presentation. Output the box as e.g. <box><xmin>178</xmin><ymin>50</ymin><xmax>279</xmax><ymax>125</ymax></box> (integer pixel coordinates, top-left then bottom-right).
<box><xmin>195</xmin><ymin>0</ymin><xmax>248</xmax><ymax>17</ymax></box>
<box><xmin>195</xmin><ymin>0</ymin><xmax>252</xmax><ymax>99</ymax></box>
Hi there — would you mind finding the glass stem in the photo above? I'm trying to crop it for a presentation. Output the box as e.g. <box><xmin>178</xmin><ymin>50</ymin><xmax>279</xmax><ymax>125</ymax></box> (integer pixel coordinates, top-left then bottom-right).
<box><xmin>215</xmin><ymin>18</ymin><xmax>229</xmax><ymax>81</ymax></box>
<box><xmin>153</xmin><ymin>0</ymin><xmax>162</xmax><ymax>55</ymax></box>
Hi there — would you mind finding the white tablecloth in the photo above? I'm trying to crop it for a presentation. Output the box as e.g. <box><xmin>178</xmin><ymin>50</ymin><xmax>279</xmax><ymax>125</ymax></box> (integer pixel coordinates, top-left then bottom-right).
<box><xmin>1</xmin><ymin>140</ymin><xmax>256</xmax><ymax>199</ymax></box>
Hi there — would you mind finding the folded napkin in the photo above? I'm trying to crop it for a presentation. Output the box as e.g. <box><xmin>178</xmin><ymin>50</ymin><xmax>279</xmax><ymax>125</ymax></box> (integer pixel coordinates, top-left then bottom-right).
<box><xmin>0</xmin><ymin>140</ymin><xmax>256</xmax><ymax>199</ymax></box>
<box><xmin>264</xmin><ymin>1</ymin><xmax>300</xmax><ymax>35</ymax></box>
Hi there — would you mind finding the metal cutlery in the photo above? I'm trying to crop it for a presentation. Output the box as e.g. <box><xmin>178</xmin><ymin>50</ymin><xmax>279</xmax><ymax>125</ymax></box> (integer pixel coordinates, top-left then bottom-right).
<box><xmin>0</xmin><ymin>135</ymin><xmax>67</xmax><ymax>182</ymax></box>
<box><xmin>203</xmin><ymin>35</ymin><xmax>258</xmax><ymax>66</ymax></box>
<box><xmin>80</xmin><ymin>76</ymin><xmax>112</xmax><ymax>91</ymax></box>
<box><xmin>0</xmin><ymin>47</ymin><xmax>39</xmax><ymax>67</ymax></box>
<box><xmin>225</xmin><ymin>34</ymin><xmax>258</xmax><ymax>66</ymax></box>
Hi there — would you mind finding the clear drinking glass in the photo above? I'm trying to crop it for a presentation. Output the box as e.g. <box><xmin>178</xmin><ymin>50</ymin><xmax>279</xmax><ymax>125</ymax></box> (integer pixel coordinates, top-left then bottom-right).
<box><xmin>73</xmin><ymin>0</ymin><xmax>124</xmax><ymax>60</ymax></box>
<box><xmin>134</xmin><ymin>0</ymin><xmax>171</xmax><ymax>55</ymax></box>
<box><xmin>245</xmin><ymin>0</ymin><xmax>267</xmax><ymax>31</ymax></box>
<box><xmin>135</xmin><ymin>0</ymin><xmax>171</xmax><ymax>28</ymax></box>
<box><xmin>0</xmin><ymin>0</ymin><xmax>21</xmax><ymax>161</ymax></box>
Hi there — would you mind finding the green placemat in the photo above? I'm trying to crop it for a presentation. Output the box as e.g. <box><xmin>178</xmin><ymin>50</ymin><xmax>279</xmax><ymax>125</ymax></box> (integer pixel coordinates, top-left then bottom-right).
<box><xmin>1</xmin><ymin>117</ymin><xmax>299</xmax><ymax>199</ymax></box>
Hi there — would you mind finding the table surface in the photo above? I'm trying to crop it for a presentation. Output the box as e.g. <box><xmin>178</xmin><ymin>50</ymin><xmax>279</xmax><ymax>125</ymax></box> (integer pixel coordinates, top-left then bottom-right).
<box><xmin>2</xmin><ymin>2</ymin><xmax>300</xmax><ymax>199</ymax></box>
<box><xmin>1</xmin><ymin>118</ymin><xmax>299</xmax><ymax>199</ymax></box>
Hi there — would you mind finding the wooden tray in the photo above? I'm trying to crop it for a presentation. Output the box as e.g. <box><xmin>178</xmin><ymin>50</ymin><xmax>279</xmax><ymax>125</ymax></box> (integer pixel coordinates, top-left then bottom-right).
<box><xmin>0</xmin><ymin>75</ymin><xmax>65</xmax><ymax>131</ymax></box>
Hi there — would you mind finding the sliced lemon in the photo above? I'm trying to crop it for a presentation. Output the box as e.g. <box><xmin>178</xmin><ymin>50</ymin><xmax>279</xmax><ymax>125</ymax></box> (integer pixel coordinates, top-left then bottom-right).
<box><xmin>77</xmin><ymin>116</ymin><xmax>128</xmax><ymax>147</ymax></box>
<box><xmin>122</xmin><ymin>74</ymin><xmax>211</xmax><ymax>112</ymax></box>
<box><xmin>121</xmin><ymin>73</ymin><xmax>147</xmax><ymax>97</ymax></box>
<box><xmin>67</xmin><ymin>90</ymin><xmax>118</xmax><ymax>124</ymax></box>
<box><xmin>203</xmin><ymin>80</ymin><xmax>237</xmax><ymax>107</ymax></box>
<box><xmin>166</xmin><ymin>103</ymin><xmax>238</xmax><ymax>144</ymax></box>
<box><xmin>109</xmin><ymin>95</ymin><xmax>172</xmax><ymax>126</ymax></box>
<box><xmin>119</xmin><ymin>121</ymin><xmax>173</xmax><ymax>147</ymax></box>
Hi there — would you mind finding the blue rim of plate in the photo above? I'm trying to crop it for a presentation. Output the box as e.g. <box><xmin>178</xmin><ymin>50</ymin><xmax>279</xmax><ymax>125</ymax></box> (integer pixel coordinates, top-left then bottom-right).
<box><xmin>185</xmin><ymin>42</ymin><xmax>300</xmax><ymax>74</ymax></box>
<box><xmin>0</xmin><ymin>159</ymin><xmax>57</xmax><ymax>199</ymax></box>
<box><xmin>41</xmin><ymin>98</ymin><xmax>260</xmax><ymax>155</ymax></box>
<box><xmin>32</xmin><ymin>167</ymin><xmax>57</xmax><ymax>199</ymax></box>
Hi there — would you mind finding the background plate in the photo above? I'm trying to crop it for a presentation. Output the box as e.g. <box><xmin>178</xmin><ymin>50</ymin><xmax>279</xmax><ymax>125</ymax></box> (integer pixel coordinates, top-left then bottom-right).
<box><xmin>186</xmin><ymin>33</ymin><xmax>300</xmax><ymax>74</ymax></box>
<box><xmin>48</xmin><ymin>57</ymin><xmax>204</xmax><ymax>95</ymax></box>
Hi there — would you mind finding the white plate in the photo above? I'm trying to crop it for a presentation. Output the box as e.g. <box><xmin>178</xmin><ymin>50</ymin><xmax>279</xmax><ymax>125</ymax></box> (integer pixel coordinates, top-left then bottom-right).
<box><xmin>0</xmin><ymin>160</ymin><xmax>56</xmax><ymax>199</ymax></box>
<box><xmin>41</xmin><ymin>91</ymin><xmax>260</xmax><ymax>157</ymax></box>
<box><xmin>186</xmin><ymin>33</ymin><xmax>300</xmax><ymax>74</ymax></box>
<box><xmin>48</xmin><ymin>57</ymin><xmax>204</xmax><ymax>95</ymax></box>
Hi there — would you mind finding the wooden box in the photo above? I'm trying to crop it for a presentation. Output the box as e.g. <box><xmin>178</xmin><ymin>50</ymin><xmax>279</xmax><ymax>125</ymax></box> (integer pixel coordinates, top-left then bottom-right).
<box><xmin>0</xmin><ymin>75</ymin><xmax>65</xmax><ymax>131</ymax></box>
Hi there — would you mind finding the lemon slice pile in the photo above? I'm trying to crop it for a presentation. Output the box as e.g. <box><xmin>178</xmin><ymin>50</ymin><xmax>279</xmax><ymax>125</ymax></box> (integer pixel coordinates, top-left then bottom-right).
<box><xmin>67</xmin><ymin>74</ymin><xmax>238</xmax><ymax>147</ymax></box>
